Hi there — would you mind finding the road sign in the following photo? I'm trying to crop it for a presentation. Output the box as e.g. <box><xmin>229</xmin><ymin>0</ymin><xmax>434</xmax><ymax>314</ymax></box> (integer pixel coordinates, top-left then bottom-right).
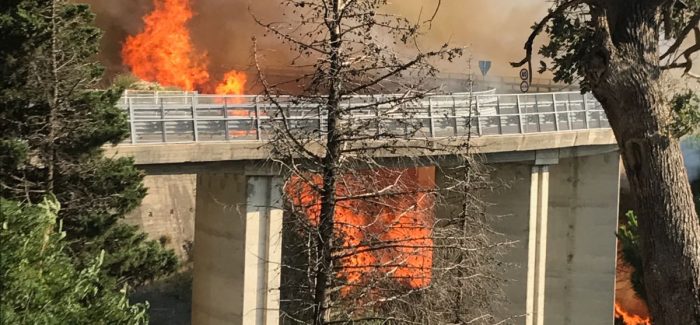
<box><xmin>519</xmin><ymin>68</ymin><xmax>529</xmax><ymax>81</ymax></box>
<box><xmin>520</xmin><ymin>81</ymin><xmax>530</xmax><ymax>93</ymax></box>
<box><xmin>479</xmin><ymin>60</ymin><xmax>492</xmax><ymax>77</ymax></box>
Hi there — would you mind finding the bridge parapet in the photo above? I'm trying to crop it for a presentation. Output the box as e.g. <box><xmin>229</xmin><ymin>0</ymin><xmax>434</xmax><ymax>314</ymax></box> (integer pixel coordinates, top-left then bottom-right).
<box><xmin>117</xmin><ymin>90</ymin><xmax>609</xmax><ymax>144</ymax></box>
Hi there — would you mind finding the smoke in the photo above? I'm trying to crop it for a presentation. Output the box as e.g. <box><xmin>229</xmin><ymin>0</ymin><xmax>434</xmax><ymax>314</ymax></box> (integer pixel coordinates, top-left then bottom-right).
<box><xmin>682</xmin><ymin>138</ymin><xmax>700</xmax><ymax>182</ymax></box>
<box><xmin>80</xmin><ymin>0</ymin><xmax>548</xmax><ymax>79</ymax></box>
<box><xmin>388</xmin><ymin>0</ymin><xmax>548</xmax><ymax>75</ymax></box>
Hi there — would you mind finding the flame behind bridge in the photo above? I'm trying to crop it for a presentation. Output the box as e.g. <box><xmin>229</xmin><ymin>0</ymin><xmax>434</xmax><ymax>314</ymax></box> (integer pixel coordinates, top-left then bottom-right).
<box><xmin>122</xmin><ymin>0</ymin><xmax>246</xmax><ymax>95</ymax></box>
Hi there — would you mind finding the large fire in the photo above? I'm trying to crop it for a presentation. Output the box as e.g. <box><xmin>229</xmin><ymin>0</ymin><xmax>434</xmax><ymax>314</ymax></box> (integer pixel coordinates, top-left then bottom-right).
<box><xmin>122</xmin><ymin>0</ymin><xmax>246</xmax><ymax>94</ymax></box>
<box><xmin>615</xmin><ymin>244</ymin><xmax>652</xmax><ymax>324</ymax></box>
<box><xmin>288</xmin><ymin>167</ymin><xmax>435</xmax><ymax>293</ymax></box>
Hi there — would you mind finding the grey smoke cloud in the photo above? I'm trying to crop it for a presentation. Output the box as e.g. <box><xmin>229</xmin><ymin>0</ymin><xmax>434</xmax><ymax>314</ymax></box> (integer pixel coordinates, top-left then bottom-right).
<box><xmin>682</xmin><ymin>139</ymin><xmax>700</xmax><ymax>182</ymax></box>
<box><xmin>80</xmin><ymin>0</ymin><xmax>548</xmax><ymax>79</ymax></box>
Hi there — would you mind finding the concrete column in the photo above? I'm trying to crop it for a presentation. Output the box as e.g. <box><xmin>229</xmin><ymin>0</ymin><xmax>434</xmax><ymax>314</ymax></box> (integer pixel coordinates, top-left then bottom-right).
<box><xmin>243</xmin><ymin>176</ymin><xmax>283</xmax><ymax>325</ymax></box>
<box><xmin>192</xmin><ymin>172</ymin><xmax>283</xmax><ymax>325</ymax></box>
<box><xmin>526</xmin><ymin>165</ymin><xmax>550</xmax><ymax>325</ymax></box>
<box><xmin>544</xmin><ymin>151</ymin><xmax>620</xmax><ymax>324</ymax></box>
<box><xmin>487</xmin><ymin>149</ymin><xmax>619</xmax><ymax>324</ymax></box>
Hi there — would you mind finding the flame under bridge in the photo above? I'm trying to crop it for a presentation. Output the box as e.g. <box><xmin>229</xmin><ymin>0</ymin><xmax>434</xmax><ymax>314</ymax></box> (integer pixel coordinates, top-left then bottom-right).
<box><xmin>108</xmin><ymin>90</ymin><xmax>621</xmax><ymax>325</ymax></box>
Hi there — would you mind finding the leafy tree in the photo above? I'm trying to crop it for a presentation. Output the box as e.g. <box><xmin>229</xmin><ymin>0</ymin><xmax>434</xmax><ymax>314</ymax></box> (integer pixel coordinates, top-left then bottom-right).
<box><xmin>0</xmin><ymin>0</ymin><xmax>177</xmax><ymax>288</ymax></box>
<box><xmin>513</xmin><ymin>1</ymin><xmax>700</xmax><ymax>322</ymax></box>
<box><xmin>0</xmin><ymin>198</ymin><xmax>149</xmax><ymax>324</ymax></box>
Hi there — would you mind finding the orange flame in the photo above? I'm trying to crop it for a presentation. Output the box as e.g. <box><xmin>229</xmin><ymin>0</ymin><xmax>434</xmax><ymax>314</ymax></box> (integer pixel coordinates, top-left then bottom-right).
<box><xmin>122</xmin><ymin>0</ymin><xmax>209</xmax><ymax>91</ymax></box>
<box><xmin>288</xmin><ymin>167</ymin><xmax>434</xmax><ymax>294</ymax></box>
<box><xmin>615</xmin><ymin>303</ymin><xmax>651</xmax><ymax>325</ymax></box>
<box><xmin>615</xmin><ymin>240</ymin><xmax>652</xmax><ymax>324</ymax></box>
<box><xmin>122</xmin><ymin>0</ymin><xmax>246</xmax><ymax>94</ymax></box>
<box><xmin>215</xmin><ymin>70</ymin><xmax>248</xmax><ymax>95</ymax></box>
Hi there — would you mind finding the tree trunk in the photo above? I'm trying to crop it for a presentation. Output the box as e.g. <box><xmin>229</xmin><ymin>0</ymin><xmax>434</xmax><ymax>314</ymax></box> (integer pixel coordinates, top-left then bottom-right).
<box><xmin>586</xmin><ymin>5</ymin><xmax>700</xmax><ymax>323</ymax></box>
<box><xmin>312</xmin><ymin>1</ymin><xmax>343</xmax><ymax>324</ymax></box>
<box><xmin>624</xmin><ymin>131</ymin><xmax>700</xmax><ymax>324</ymax></box>
<box><xmin>604</xmin><ymin>92</ymin><xmax>700</xmax><ymax>324</ymax></box>
<box><xmin>47</xmin><ymin>0</ymin><xmax>59</xmax><ymax>194</ymax></box>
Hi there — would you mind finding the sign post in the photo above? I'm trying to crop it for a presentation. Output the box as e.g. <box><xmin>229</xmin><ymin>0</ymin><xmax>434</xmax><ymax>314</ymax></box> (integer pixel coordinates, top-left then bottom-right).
<box><xmin>519</xmin><ymin>68</ymin><xmax>530</xmax><ymax>93</ymax></box>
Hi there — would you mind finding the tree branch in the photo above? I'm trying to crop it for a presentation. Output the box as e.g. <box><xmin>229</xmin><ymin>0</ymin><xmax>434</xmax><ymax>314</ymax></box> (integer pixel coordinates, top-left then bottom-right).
<box><xmin>661</xmin><ymin>26</ymin><xmax>700</xmax><ymax>75</ymax></box>
<box><xmin>510</xmin><ymin>0</ymin><xmax>587</xmax><ymax>83</ymax></box>
<box><xmin>660</xmin><ymin>12</ymin><xmax>700</xmax><ymax>60</ymax></box>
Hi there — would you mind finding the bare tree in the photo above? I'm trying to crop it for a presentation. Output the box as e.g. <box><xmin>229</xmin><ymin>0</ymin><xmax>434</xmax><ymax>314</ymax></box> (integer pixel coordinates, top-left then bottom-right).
<box><xmin>511</xmin><ymin>1</ymin><xmax>700</xmax><ymax>323</ymax></box>
<box><xmin>250</xmin><ymin>0</ymin><xmax>510</xmax><ymax>323</ymax></box>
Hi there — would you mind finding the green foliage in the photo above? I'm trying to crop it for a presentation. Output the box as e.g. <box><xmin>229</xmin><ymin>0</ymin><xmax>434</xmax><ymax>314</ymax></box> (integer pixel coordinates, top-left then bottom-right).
<box><xmin>617</xmin><ymin>211</ymin><xmax>646</xmax><ymax>301</ymax></box>
<box><xmin>99</xmin><ymin>224</ymin><xmax>179</xmax><ymax>288</ymax></box>
<box><xmin>0</xmin><ymin>139</ymin><xmax>28</xmax><ymax>176</ymax></box>
<box><xmin>112</xmin><ymin>73</ymin><xmax>140</xmax><ymax>90</ymax></box>
<box><xmin>0</xmin><ymin>198</ymin><xmax>149</xmax><ymax>324</ymax></box>
<box><xmin>536</xmin><ymin>1</ymin><xmax>700</xmax><ymax>93</ymax></box>
<box><xmin>539</xmin><ymin>9</ymin><xmax>595</xmax><ymax>91</ymax></box>
<box><xmin>0</xmin><ymin>0</ymin><xmax>177</xmax><ymax>289</ymax></box>
<box><xmin>670</xmin><ymin>91</ymin><xmax>700</xmax><ymax>138</ymax></box>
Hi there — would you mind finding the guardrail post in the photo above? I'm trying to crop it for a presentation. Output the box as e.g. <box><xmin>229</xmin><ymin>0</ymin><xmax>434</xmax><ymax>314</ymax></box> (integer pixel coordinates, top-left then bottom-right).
<box><xmin>552</xmin><ymin>93</ymin><xmax>559</xmax><ymax>131</ymax></box>
<box><xmin>255</xmin><ymin>96</ymin><xmax>262</xmax><ymax>141</ymax></box>
<box><xmin>192</xmin><ymin>94</ymin><xmax>199</xmax><ymax>142</ymax></box>
<box><xmin>516</xmin><ymin>94</ymin><xmax>525</xmax><ymax>133</ymax></box>
<box><xmin>583</xmin><ymin>93</ymin><xmax>590</xmax><ymax>129</ymax></box>
<box><xmin>160</xmin><ymin>97</ymin><xmax>167</xmax><ymax>143</ymax></box>
<box><xmin>128</xmin><ymin>97</ymin><xmax>136</xmax><ymax>144</ymax></box>
<box><xmin>475</xmin><ymin>95</ymin><xmax>482</xmax><ymax>136</ymax></box>
<box><xmin>452</xmin><ymin>96</ymin><xmax>458</xmax><ymax>136</ymax></box>
<box><xmin>428</xmin><ymin>97</ymin><xmax>435</xmax><ymax>138</ymax></box>
<box><xmin>496</xmin><ymin>95</ymin><xmax>503</xmax><ymax>135</ymax></box>
<box><xmin>566</xmin><ymin>94</ymin><xmax>573</xmax><ymax>130</ymax></box>
<box><xmin>224</xmin><ymin>97</ymin><xmax>230</xmax><ymax>140</ymax></box>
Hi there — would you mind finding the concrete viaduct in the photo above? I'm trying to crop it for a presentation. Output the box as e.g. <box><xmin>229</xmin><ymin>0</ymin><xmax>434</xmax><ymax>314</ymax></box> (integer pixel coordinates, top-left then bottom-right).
<box><xmin>106</xmin><ymin>90</ymin><xmax>621</xmax><ymax>325</ymax></box>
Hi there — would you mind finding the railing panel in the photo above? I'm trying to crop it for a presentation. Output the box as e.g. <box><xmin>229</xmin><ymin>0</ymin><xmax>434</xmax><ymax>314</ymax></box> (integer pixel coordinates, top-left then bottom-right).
<box><xmin>121</xmin><ymin>91</ymin><xmax>610</xmax><ymax>143</ymax></box>
<box><xmin>196</xmin><ymin>120</ymin><xmax>227</xmax><ymax>141</ymax></box>
<box><xmin>133</xmin><ymin>121</ymin><xmax>164</xmax><ymax>143</ymax></box>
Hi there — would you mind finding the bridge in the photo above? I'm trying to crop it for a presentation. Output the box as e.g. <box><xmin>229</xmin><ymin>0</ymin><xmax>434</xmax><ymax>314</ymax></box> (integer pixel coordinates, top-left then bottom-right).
<box><xmin>118</xmin><ymin>89</ymin><xmax>608</xmax><ymax>145</ymax></box>
<box><xmin>108</xmin><ymin>90</ymin><xmax>621</xmax><ymax>325</ymax></box>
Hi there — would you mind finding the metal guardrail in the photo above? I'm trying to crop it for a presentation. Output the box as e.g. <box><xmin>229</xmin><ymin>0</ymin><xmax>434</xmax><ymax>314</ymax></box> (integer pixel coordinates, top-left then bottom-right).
<box><xmin>117</xmin><ymin>90</ymin><xmax>610</xmax><ymax>144</ymax></box>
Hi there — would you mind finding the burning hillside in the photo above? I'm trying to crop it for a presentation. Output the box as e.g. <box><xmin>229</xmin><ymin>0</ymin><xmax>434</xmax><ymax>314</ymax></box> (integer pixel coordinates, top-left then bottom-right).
<box><xmin>121</xmin><ymin>0</ymin><xmax>246</xmax><ymax>94</ymax></box>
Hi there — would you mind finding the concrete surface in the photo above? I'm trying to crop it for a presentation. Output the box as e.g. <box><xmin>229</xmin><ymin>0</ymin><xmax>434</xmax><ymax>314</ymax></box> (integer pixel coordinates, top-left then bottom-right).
<box><xmin>124</xmin><ymin>170</ymin><xmax>196</xmax><ymax>258</ymax></box>
<box><xmin>105</xmin><ymin>129</ymin><xmax>616</xmax><ymax>166</ymax></box>
<box><xmin>190</xmin><ymin>172</ymin><xmax>283</xmax><ymax>325</ymax></box>
<box><xmin>544</xmin><ymin>151</ymin><xmax>620</xmax><ymax>324</ymax></box>
<box><xmin>191</xmin><ymin>172</ymin><xmax>247</xmax><ymax>325</ymax></box>
<box><xmin>484</xmin><ymin>152</ymin><xmax>620</xmax><ymax>324</ymax></box>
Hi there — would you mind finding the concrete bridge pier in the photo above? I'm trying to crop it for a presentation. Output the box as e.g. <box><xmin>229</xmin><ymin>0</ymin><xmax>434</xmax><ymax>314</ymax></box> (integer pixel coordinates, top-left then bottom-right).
<box><xmin>191</xmin><ymin>171</ymin><xmax>283</xmax><ymax>325</ymax></box>
<box><xmin>107</xmin><ymin>127</ymin><xmax>622</xmax><ymax>324</ymax></box>
<box><xmin>483</xmin><ymin>150</ymin><xmax>621</xmax><ymax>325</ymax></box>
